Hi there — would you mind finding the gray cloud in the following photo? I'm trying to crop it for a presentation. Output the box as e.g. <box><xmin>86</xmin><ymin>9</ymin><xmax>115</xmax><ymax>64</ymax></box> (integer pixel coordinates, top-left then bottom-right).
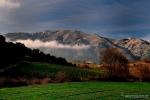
<box><xmin>0</xmin><ymin>0</ymin><xmax>150</xmax><ymax>39</ymax></box>
<box><xmin>0</xmin><ymin>0</ymin><xmax>20</xmax><ymax>9</ymax></box>
<box><xmin>0</xmin><ymin>0</ymin><xmax>69</xmax><ymax>33</ymax></box>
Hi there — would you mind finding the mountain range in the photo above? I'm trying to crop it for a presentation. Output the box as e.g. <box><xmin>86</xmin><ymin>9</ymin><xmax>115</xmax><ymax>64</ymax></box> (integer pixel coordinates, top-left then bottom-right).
<box><xmin>4</xmin><ymin>30</ymin><xmax>150</xmax><ymax>63</ymax></box>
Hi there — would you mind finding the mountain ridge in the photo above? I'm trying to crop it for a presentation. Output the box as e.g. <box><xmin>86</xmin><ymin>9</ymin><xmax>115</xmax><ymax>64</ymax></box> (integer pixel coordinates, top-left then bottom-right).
<box><xmin>5</xmin><ymin>30</ymin><xmax>150</xmax><ymax>63</ymax></box>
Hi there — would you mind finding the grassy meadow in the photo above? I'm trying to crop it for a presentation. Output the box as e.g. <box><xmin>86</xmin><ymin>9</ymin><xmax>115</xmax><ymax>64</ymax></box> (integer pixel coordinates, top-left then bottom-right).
<box><xmin>0</xmin><ymin>82</ymin><xmax>150</xmax><ymax>100</ymax></box>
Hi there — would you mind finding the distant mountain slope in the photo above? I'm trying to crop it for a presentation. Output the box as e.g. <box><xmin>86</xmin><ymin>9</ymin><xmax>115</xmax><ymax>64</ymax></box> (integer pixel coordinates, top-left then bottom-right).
<box><xmin>5</xmin><ymin>30</ymin><xmax>112</xmax><ymax>46</ymax></box>
<box><xmin>5</xmin><ymin>30</ymin><xmax>149</xmax><ymax>63</ymax></box>
<box><xmin>115</xmin><ymin>38</ymin><xmax>150</xmax><ymax>59</ymax></box>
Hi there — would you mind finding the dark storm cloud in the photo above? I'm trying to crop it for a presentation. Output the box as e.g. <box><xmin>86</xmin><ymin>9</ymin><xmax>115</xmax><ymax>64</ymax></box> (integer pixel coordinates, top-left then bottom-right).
<box><xmin>0</xmin><ymin>0</ymin><xmax>150</xmax><ymax>39</ymax></box>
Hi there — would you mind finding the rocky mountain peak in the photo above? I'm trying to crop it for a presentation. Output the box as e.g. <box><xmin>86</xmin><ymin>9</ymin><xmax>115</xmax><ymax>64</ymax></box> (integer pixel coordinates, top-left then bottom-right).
<box><xmin>116</xmin><ymin>38</ymin><xmax>150</xmax><ymax>58</ymax></box>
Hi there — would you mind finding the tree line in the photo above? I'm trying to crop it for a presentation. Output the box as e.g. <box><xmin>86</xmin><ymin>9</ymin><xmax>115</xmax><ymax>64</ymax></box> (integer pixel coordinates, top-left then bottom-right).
<box><xmin>0</xmin><ymin>35</ymin><xmax>73</xmax><ymax>69</ymax></box>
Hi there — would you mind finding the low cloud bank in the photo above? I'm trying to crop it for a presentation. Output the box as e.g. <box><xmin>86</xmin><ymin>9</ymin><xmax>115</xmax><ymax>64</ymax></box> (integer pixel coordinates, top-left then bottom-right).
<box><xmin>15</xmin><ymin>39</ymin><xmax>90</xmax><ymax>50</ymax></box>
<box><xmin>14</xmin><ymin>39</ymin><xmax>99</xmax><ymax>63</ymax></box>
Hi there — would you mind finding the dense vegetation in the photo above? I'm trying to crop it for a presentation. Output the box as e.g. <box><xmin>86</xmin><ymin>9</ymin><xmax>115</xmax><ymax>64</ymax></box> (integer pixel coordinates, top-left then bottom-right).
<box><xmin>0</xmin><ymin>82</ymin><xmax>150</xmax><ymax>100</ymax></box>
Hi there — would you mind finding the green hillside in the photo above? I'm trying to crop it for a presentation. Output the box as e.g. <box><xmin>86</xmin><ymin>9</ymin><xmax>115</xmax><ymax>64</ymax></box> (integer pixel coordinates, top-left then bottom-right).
<box><xmin>1</xmin><ymin>62</ymin><xmax>107</xmax><ymax>87</ymax></box>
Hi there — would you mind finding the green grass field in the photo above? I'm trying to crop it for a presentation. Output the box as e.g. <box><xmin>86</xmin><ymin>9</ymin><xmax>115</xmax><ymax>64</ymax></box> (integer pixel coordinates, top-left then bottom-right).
<box><xmin>0</xmin><ymin>82</ymin><xmax>150</xmax><ymax>100</ymax></box>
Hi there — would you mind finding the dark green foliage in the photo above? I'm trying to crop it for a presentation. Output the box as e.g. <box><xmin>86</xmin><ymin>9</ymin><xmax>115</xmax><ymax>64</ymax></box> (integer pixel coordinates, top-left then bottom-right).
<box><xmin>0</xmin><ymin>35</ymin><xmax>5</xmax><ymax>43</ymax></box>
<box><xmin>0</xmin><ymin>35</ymin><xmax>72</xmax><ymax>69</ymax></box>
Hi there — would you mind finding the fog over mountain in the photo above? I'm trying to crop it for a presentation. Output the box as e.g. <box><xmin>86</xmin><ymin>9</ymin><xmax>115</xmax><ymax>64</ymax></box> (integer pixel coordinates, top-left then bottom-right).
<box><xmin>14</xmin><ymin>39</ymin><xmax>96</xmax><ymax>63</ymax></box>
<box><xmin>5</xmin><ymin>30</ymin><xmax>150</xmax><ymax>63</ymax></box>
<box><xmin>15</xmin><ymin>39</ymin><xmax>90</xmax><ymax>50</ymax></box>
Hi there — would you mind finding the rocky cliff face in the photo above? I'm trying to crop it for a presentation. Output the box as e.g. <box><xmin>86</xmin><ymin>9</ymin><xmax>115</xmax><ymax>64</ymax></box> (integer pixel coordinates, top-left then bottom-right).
<box><xmin>5</xmin><ymin>30</ymin><xmax>149</xmax><ymax>63</ymax></box>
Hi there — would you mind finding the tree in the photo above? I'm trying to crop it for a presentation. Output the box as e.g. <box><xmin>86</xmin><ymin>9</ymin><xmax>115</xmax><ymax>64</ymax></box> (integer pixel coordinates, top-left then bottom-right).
<box><xmin>0</xmin><ymin>35</ymin><xmax>6</xmax><ymax>43</ymax></box>
<box><xmin>100</xmin><ymin>48</ymin><xmax>128</xmax><ymax>66</ymax></box>
<box><xmin>100</xmin><ymin>48</ymin><xmax>129</xmax><ymax>81</ymax></box>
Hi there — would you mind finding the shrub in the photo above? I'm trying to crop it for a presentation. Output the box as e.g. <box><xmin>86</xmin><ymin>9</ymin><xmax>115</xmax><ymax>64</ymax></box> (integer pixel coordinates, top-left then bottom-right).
<box><xmin>55</xmin><ymin>71</ymin><xmax>68</xmax><ymax>82</ymax></box>
<box><xmin>129</xmin><ymin>63</ymin><xmax>150</xmax><ymax>81</ymax></box>
<box><xmin>102</xmin><ymin>64</ymin><xmax>129</xmax><ymax>81</ymax></box>
<box><xmin>141</xmin><ymin>59</ymin><xmax>150</xmax><ymax>63</ymax></box>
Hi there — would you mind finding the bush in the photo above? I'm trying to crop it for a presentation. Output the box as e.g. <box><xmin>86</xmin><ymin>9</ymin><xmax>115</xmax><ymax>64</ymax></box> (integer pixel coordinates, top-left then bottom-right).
<box><xmin>129</xmin><ymin>64</ymin><xmax>150</xmax><ymax>81</ymax></box>
<box><xmin>141</xmin><ymin>59</ymin><xmax>150</xmax><ymax>63</ymax></box>
<box><xmin>102</xmin><ymin>64</ymin><xmax>129</xmax><ymax>81</ymax></box>
<box><xmin>55</xmin><ymin>71</ymin><xmax>68</xmax><ymax>83</ymax></box>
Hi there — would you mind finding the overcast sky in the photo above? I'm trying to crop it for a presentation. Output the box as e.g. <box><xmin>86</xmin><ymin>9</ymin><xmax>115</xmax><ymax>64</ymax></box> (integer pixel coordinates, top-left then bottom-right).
<box><xmin>0</xmin><ymin>0</ymin><xmax>150</xmax><ymax>39</ymax></box>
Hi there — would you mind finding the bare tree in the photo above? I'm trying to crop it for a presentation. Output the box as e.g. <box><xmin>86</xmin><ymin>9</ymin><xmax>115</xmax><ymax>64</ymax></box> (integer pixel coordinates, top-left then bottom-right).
<box><xmin>100</xmin><ymin>48</ymin><xmax>129</xmax><ymax>81</ymax></box>
<box><xmin>100</xmin><ymin>48</ymin><xmax>128</xmax><ymax>66</ymax></box>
